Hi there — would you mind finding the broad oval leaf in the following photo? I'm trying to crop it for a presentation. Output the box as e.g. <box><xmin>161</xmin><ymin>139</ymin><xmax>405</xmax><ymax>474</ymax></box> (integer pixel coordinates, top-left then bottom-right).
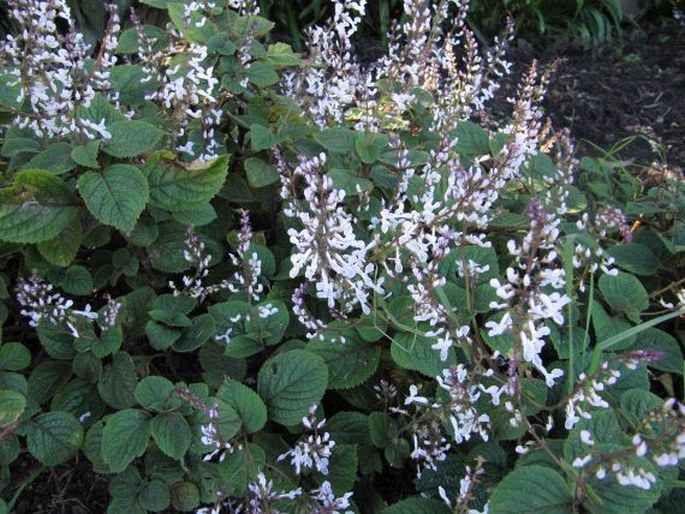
<box><xmin>489</xmin><ymin>465</ymin><xmax>573</xmax><ymax>514</ymax></box>
<box><xmin>77</xmin><ymin>165</ymin><xmax>149</xmax><ymax>234</ymax></box>
<box><xmin>150</xmin><ymin>412</ymin><xmax>191</xmax><ymax>461</ymax></box>
<box><xmin>145</xmin><ymin>153</ymin><xmax>229</xmax><ymax>212</ymax></box>
<box><xmin>102</xmin><ymin>408</ymin><xmax>151</xmax><ymax>473</ymax></box>
<box><xmin>257</xmin><ymin>350</ymin><xmax>328</xmax><ymax>426</ymax></box>
<box><xmin>26</xmin><ymin>411</ymin><xmax>84</xmax><ymax>466</ymax></box>
<box><xmin>0</xmin><ymin>169</ymin><xmax>78</xmax><ymax>243</ymax></box>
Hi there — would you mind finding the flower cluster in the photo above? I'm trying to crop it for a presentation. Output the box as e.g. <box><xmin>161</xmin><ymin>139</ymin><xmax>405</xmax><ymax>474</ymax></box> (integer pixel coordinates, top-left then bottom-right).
<box><xmin>131</xmin><ymin>5</ymin><xmax>223</xmax><ymax>162</ymax></box>
<box><xmin>2</xmin><ymin>0</ymin><xmax>120</xmax><ymax>139</ymax></box>
<box><xmin>486</xmin><ymin>199</ymin><xmax>569</xmax><ymax>387</ymax></box>
<box><xmin>278</xmin><ymin>405</ymin><xmax>336</xmax><ymax>475</ymax></box>
<box><xmin>281</xmin><ymin>152</ymin><xmax>383</xmax><ymax>319</ymax></box>
<box><xmin>15</xmin><ymin>274</ymin><xmax>120</xmax><ymax>337</ymax></box>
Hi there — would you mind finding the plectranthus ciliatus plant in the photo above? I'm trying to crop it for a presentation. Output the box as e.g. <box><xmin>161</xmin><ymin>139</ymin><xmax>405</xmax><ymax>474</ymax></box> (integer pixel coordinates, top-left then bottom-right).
<box><xmin>0</xmin><ymin>0</ymin><xmax>683</xmax><ymax>513</ymax></box>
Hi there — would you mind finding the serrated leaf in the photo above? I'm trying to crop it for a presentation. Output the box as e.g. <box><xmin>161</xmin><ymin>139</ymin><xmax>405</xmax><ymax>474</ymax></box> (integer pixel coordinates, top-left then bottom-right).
<box><xmin>173</xmin><ymin>204</ymin><xmax>217</xmax><ymax>226</ymax></box>
<box><xmin>0</xmin><ymin>390</ymin><xmax>25</xmax><ymax>427</ymax></box>
<box><xmin>135</xmin><ymin>376</ymin><xmax>175</xmax><ymax>409</ymax></box>
<box><xmin>0</xmin><ymin>342</ymin><xmax>31</xmax><ymax>371</ymax></box>
<box><xmin>454</xmin><ymin>120</ymin><xmax>490</xmax><ymax>156</ymax></box>
<box><xmin>607</xmin><ymin>243</ymin><xmax>661</xmax><ymax>276</ymax></box>
<box><xmin>598</xmin><ymin>272</ymin><xmax>648</xmax><ymax>323</ymax></box>
<box><xmin>59</xmin><ymin>265</ymin><xmax>93</xmax><ymax>296</ymax></box>
<box><xmin>257</xmin><ymin>350</ymin><xmax>328</xmax><ymax>426</ymax></box>
<box><xmin>71</xmin><ymin>141</ymin><xmax>100</xmax><ymax>168</ymax></box>
<box><xmin>102</xmin><ymin>409</ymin><xmax>151</xmax><ymax>473</ymax></box>
<box><xmin>246</xmin><ymin>299</ymin><xmax>289</xmax><ymax>346</ymax></box>
<box><xmin>355</xmin><ymin>132</ymin><xmax>389</xmax><ymax>164</ymax></box>
<box><xmin>23</xmin><ymin>142</ymin><xmax>76</xmax><ymax>174</ymax></box>
<box><xmin>37</xmin><ymin>220</ymin><xmax>83</xmax><ymax>267</ymax></box>
<box><xmin>77</xmin><ymin>93</ymin><xmax>125</xmax><ymax>127</ymax></box>
<box><xmin>78</xmin><ymin>165</ymin><xmax>149</xmax><ymax>234</ymax></box>
<box><xmin>145</xmin><ymin>153</ymin><xmax>229</xmax><ymax>211</ymax></box>
<box><xmin>250</xmin><ymin>124</ymin><xmax>277</xmax><ymax>151</ymax></box>
<box><xmin>103</xmin><ymin>120</ymin><xmax>163</xmax><ymax>158</ymax></box>
<box><xmin>307</xmin><ymin>334</ymin><xmax>381</xmax><ymax>389</ymax></box>
<box><xmin>0</xmin><ymin>169</ymin><xmax>79</xmax><ymax>243</ymax></box>
<box><xmin>217</xmin><ymin>379</ymin><xmax>267</xmax><ymax>434</ymax></box>
<box><xmin>26</xmin><ymin>411</ymin><xmax>83</xmax><ymax>466</ymax></box>
<box><xmin>489</xmin><ymin>465</ymin><xmax>573</xmax><ymax>514</ymax></box>
<box><xmin>150</xmin><ymin>412</ymin><xmax>191</xmax><ymax>461</ymax></box>
<box><xmin>172</xmin><ymin>313</ymin><xmax>215</xmax><ymax>352</ymax></box>
<box><xmin>138</xmin><ymin>479</ymin><xmax>170</xmax><ymax>512</ymax></box>
<box><xmin>244</xmin><ymin>157</ymin><xmax>279</xmax><ymax>188</ymax></box>
<box><xmin>314</xmin><ymin>128</ymin><xmax>357</xmax><ymax>153</ymax></box>
<box><xmin>246</xmin><ymin>62</ymin><xmax>279</xmax><ymax>87</ymax></box>
<box><xmin>98</xmin><ymin>352</ymin><xmax>138</xmax><ymax>409</ymax></box>
<box><xmin>171</xmin><ymin>481</ymin><xmax>200</xmax><ymax>511</ymax></box>
<box><xmin>27</xmin><ymin>359</ymin><xmax>72</xmax><ymax>404</ymax></box>
<box><xmin>391</xmin><ymin>332</ymin><xmax>457</xmax><ymax>376</ymax></box>
<box><xmin>381</xmin><ymin>497</ymin><xmax>452</xmax><ymax>514</ymax></box>
<box><xmin>629</xmin><ymin>328</ymin><xmax>683</xmax><ymax>374</ymax></box>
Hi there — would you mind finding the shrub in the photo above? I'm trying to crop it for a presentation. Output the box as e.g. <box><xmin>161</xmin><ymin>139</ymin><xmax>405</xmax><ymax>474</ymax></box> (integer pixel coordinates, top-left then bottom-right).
<box><xmin>0</xmin><ymin>0</ymin><xmax>683</xmax><ymax>513</ymax></box>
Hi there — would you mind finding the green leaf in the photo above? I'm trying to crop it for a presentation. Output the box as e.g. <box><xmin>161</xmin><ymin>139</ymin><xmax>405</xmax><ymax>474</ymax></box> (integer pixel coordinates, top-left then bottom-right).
<box><xmin>314</xmin><ymin>128</ymin><xmax>357</xmax><ymax>153</ymax></box>
<box><xmin>454</xmin><ymin>121</ymin><xmax>490</xmax><ymax>156</ymax></box>
<box><xmin>27</xmin><ymin>359</ymin><xmax>72</xmax><ymax>404</ymax></box>
<box><xmin>150</xmin><ymin>412</ymin><xmax>191</xmax><ymax>461</ymax></box>
<box><xmin>0</xmin><ymin>169</ymin><xmax>78</xmax><ymax>243</ymax></box>
<box><xmin>72</xmin><ymin>352</ymin><xmax>103</xmax><ymax>383</ymax></box>
<box><xmin>629</xmin><ymin>328</ymin><xmax>683</xmax><ymax>374</ymax></box>
<box><xmin>327</xmin><ymin>168</ymin><xmax>373</xmax><ymax>195</ymax></box>
<box><xmin>355</xmin><ymin>132</ymin><xmax>389</xmax><ymax>164</ymax></box>
<box><xmin>110</xmin><ymin>64</ymin><xmax>156</xmax><ymax>104</ymax></box>
<box><xmin>307</xmin><ymin>333</ymin><xmax>381</xmax><ymax>389</ymax></box>
<box><xmin>217</xmin><ymin>380</ymin><xmax>267</xmax><ymax>434</ymax></box>
<box><xmin>145</xmin><ymin>153</ymin><xmax>229</xmax><ymax>211</ymax></box>
<box><xmin>77</xmin><ymin>165</ymin><xmax>149</xmax><ymax>234</ymax></box>
<box><xmin>167</xmin><ymin>1</ymin><xmax>217</xmax><ymax>43</ymax></box>
<box><xmin>0</xmin><ymin>73</ymin><xmax>23</xmax><ymax>110</ymax></box>
<box><xmin>250</xmin><ymin>124</ymin><xmax>277</xmax><ymax>151</ymax></box>
<box><xmin>607</xmin><ymin>243</ymin><xmax>661</xmax><ymax>276</ymax></box>
<box><xmin>98</xmin><ymin>352</ymin><xmax>138</xmax><ymax>409</ymax></box>
<box><xmin>369</xmin><ymin>412</ymin><xmax>397</xmax><ymax>449</ymax></box>
<box><xmin>489</xmin><ymin>465</ymin><xmax>573</xmax><ymax>514</ymax></box>
<box><xmin>102</xmin><ymin>409</ymin><xmax>151</xmax><ymax>473</ymax></box>
<box><xmin>77</xmin><ymin>93</ymin><xmax>125</xmax><ymax>127</ymax></box>
<box><xmin>172</xmin><ymin>313</ymin><xmax>215</xmax><ymax>352</ymax></box>
<box><xmin>246</xmin><ymin>61</ymin><xmax>279</xmax><ymax>87</ymax></box>
<box><xmin>216</xmin><ymin>443</ymin><xmax>265</xmax><ymax>496</ymax></box>
<box><xmin>37</xmin><ymin>220</ymin><xmax>83</xmax><ymax>267</ymax></box>
<box><xmin>71</xmin><ymin>141</ymin><xmax>100</xmax><ymax>169</ymax></box>
<box><xmin>59</xmin><ymin>265</ymin><xmax>93</xmax><ymax>296</ymax></box>
<box><xmin>173</xmin><ymin>204</ymin><xmax>217</xmax><ymax>226</ymax></box>
<box><xmin>326</xmin><ymin>412</ymin><xmax>371</xmax><ymax>445</ymax></box>
<box><xmin>135</xmin><ymin>376</ymin><xmax>175</xmax><ymax>410</ymax></box>
<box><xmin>146</xmin><ymin>321</ymin><xmax>181</xmax><ymax>351</ymax></box>
<box><xmin>103</xmin><ymin>120</ymin><xmax>163</xmax><ymax>158</ymax></box>
<box><xmin>23</xmin><ymin>142</ymin><xmax>76</xmax><ymax>175</ymax></box>
<box><xmin>138</xmin><ymin>479</ymin><xmax>170</xmax><ymax>512</ymax></box>
<box><xmin>0</xmin><ymin>390</ymin><xmax>25</xmax><ymax>427</ymax></box>
<box><xmin>381</xmin><ymin>497</ymin><xmax>452</xmax><ymax>514</ymax></box>
<box><xmin>620</xmin><ymin>389</ymin><xmax>663</xmax><ymax>426</ymax></box>
<box><xmin>257</xmin><ymin>350</ymin><xmax>328</xmax><ymax>426</ymax></box>
<box><xmin>598</xmin><ymin>272</ymin><xmax>648</xmax><ymax>323</ymax></box>
<box><xmin>1</xmin><ymin>136</ymin><xmax>41</xmax><ymax>158</ymax></box>
<box><xmin>315</xmin><ymin>443</ymin><xmax>358</xmax><ymax>494</ymax></box>
<box><xmin>0</xmin><ymin>342</ymin><xmax>31</xmax><ymax>371</ymax></box>
<box><xmin>26</xmin><ymin>411</ymin><xmax>84</xmax><ymax>466</ymax></box>
<box><xmin>244</xmin><ymin>157</ymin><xmax>279</xmax><ymax>188</ymax></box>
<box><xmin>391</xmin><ymin>332</ymin><xmax>457</xmax><ymax>376</ymax></box>
<box><xmin>246</xmin><ymin>300</ymin><xmax>289</xmax><ymax>346</ymax></box>
<box><xmin>170</xmin><ymin>482</ymin><xmax>200</xmax><ymax>512</ymax></box>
